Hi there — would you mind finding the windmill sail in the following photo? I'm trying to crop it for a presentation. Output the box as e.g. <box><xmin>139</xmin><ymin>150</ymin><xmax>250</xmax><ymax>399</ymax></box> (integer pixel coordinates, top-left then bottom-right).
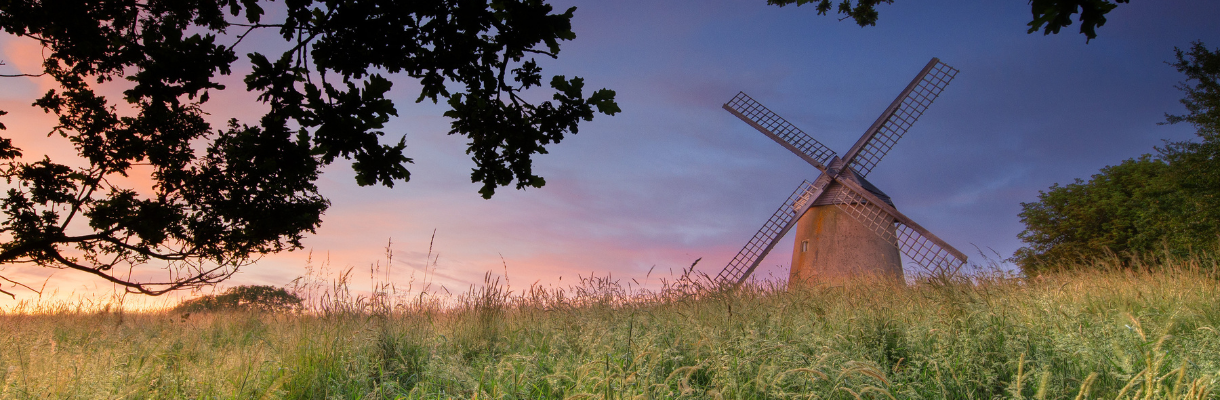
<box><xmin>717</xmin><ymin>58</ymin><xmax>966</xmax><ymax>286</ymax></box>
<box><xmin>841</xmin><ymin>59</ymin><xmax>959</xmax><ymax>178</ymax></box>
<box><xmin>828</xmin><ymin>178</ymin><xmax>967</xmax><ymax>274</ymax></box>
<box><xmin>715</xmin><ymin>180</ymin><xmax>827</xmax><ymax>286</ymax></box>
<box><xmin>724</xmin><ymin>92</ymin><xmax>837</xmax><ymax>171</ymax></box>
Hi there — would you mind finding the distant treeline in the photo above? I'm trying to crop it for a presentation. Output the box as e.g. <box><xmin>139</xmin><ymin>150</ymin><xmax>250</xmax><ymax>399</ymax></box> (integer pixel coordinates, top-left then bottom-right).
<box><xmin>174</xmin><ymin>285</ymin><xmax>303</xmax><ymax>313</ymax></box>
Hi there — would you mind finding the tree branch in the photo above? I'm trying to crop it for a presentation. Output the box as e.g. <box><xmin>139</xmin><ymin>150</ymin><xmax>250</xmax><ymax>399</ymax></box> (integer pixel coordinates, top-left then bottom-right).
<box><xmin>0</xmin><ymin>274</ymin><xmax>41</xmax><ymax>297</ymax></box>
<box><xmin>45</xmin><ymin>249</ymin><xmax>236</xmax><ymax>296</ymax></box>
<box><xmin>0</xmin><ymin>61</ymin><xmax>44</xmax><ymax>78</ymax></box>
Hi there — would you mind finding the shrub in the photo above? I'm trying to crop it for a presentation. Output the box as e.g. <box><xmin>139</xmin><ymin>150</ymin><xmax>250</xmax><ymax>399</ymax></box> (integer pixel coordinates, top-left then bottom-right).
<box><xmin>174</xmin><ymin>285</ymin><xmax>303</xmax><ymax>313</ymax></box>
<box><xmin>1014</xmin><ymin>42</ymin><xmax>1220</xmax><ymax>274</ymax></box>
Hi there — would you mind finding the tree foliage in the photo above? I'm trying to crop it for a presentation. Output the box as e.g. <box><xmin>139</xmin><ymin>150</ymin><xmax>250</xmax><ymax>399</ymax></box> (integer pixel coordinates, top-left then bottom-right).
<box><xmin>1011</xmin><ymin>156</ymin><xmax>1189</xmax><ymax>272</ymax></box>
<box><xmin>173</xmin><ymin>284</ymin><xmax>303</xmax><ymax>313</ymax></box>
<box><xmin>1165</xmin><ymin>42</ymin><xmax>1220</xmax><ymax>139</ymax></box>
<box><xmin>765</xmin><ymin>0</ymin><xmax>892</xmax><ymax>27</ymax></box>
<box><xmin>1014</xmin><ymin>42</ymin><xmax>1220</xmax><ymax>274</ymax></box>
<box><xmin>766</xmin><ymin>0</ymin><xmax>1130</xmax><ymax>41</ymax></box>
<box><xmin>0</xmin><ymin>0</ymin><xmax>618</xmax><ymax>297</ymax></box>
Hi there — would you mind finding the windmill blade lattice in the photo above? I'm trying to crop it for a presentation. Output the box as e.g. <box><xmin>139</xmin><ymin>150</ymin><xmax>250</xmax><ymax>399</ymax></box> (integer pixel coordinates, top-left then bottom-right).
<box><xmin>896</xmin><ymin>225</ymin><xmax>967</xmax><ymax>276</ymax></box>
<box><xmin>843</xmin><ymin>59</ymin><xmax>959</xmax><ymax>178</ymax></box>
<box><xmin>724</xmin><ymin>92</ymin><xmax>837</xmax><ymax>170</ymax></box>
<box><xmin>716</xmin><ymin>58</ymin><xmax>966</xmax><ymax>286</ymax></box>
<box><xmin>715</xmin><ymin>180</ymin><xmax>824</xmax><ymax>286</ymax></box>
<box><xmin>827</xmin><ymin>183</ymin><xmax>967</xmax><ymax>275</ymax></box>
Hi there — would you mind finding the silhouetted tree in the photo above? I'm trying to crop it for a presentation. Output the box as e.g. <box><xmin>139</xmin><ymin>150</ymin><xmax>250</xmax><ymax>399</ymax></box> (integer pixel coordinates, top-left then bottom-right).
<box><xmin>0</xmin><ymin>0</ymin><xmax>618</xmax><ymax>297</ymax></box>
<box><xmin>767</xmin><ymin>0</ymin><xmax>1130</xmax><ymax>41</ymax></box>
<box><xmin>174</xmin><ymin>285</ymin><xmax>303</xmax><ymax>313</ymax></box>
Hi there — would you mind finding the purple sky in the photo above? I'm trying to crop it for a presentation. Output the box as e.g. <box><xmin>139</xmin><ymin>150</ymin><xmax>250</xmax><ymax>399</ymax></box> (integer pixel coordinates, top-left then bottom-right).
<box><xmin>2</xmin><ymin>0</ymin><xmax>1218</xmax><ymax>305</ymax></box>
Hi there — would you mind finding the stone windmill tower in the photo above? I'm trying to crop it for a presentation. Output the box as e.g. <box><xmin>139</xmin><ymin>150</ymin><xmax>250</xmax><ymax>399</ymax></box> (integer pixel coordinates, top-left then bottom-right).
<box><xmin>715</xmin><ymin>58</ymin><xmax>967</xmax><ymax>287</ymax></box>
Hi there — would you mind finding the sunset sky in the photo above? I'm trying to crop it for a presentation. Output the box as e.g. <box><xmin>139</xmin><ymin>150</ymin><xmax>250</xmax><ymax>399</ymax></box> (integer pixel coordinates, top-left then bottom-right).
<box><xmin>1</xmin><ymin>0</ymin><xmax>1218</xmax><ymax>306</ymax></box>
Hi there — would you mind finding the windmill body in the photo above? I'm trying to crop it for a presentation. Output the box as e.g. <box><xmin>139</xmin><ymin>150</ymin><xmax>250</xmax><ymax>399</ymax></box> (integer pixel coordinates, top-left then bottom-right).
<box><xmin>790</xmin><ymin>164</ymin><xmax>902</xmax><ymax>284</ymax></box>
<box><xmin>715</xmin><ymin>58</ymin><xmax>967</xmax><ymax>287</ymax></box>
<box><xmin>790</xmin><ymin>204</ymin><xmax>901</xmax><ymax>283</ymax></box>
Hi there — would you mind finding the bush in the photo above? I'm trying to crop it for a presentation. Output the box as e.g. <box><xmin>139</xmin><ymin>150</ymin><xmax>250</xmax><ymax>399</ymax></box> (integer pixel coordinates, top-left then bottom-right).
<box><xmin>174</xmin><ymin>285</ymin><xmax>303</xmax><ymax>313</ymax></box>
<box><xmin>1013</xmin><ymin>42</ymin><xmax>1220</xmax><ymax>274</ymax></box>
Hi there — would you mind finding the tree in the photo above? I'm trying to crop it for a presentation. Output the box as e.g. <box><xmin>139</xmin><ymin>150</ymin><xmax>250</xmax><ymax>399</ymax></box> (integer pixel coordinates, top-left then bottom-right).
<box><xmin>1013</xmin><ymin>42</ymin><xmax>1220</xmax><ymax>274</ymax></box>
<box><xmin>1011</xmin><ymin>156</ymin><xmax>1187</xmax><ymax>272</ymax></box>
<box><xmin>766</xmin><ymin>0</ymin><xmax>1130</xmax><ymax>41</ymax></box>
<box><xmin>1165</xmin><ymin>42</ymin><xmax>1220</xmax><ymax>140</ymax></box>
<box><xmin>173</xmin><ymin>284</ymin><xmax>303</xmax><ymax>313</ymax></box>
<box><xmin>0</xmin><ymin>0</ymin><xmax>619</xmax><ymax>297</ymax></box>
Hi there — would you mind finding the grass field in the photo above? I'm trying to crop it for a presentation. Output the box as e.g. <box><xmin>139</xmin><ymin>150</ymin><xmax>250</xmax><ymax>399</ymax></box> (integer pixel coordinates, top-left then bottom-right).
<box><xmin>3</xmin><ymin>256</ymin><xmax>1220</xmax><ymax>399</ymax></box>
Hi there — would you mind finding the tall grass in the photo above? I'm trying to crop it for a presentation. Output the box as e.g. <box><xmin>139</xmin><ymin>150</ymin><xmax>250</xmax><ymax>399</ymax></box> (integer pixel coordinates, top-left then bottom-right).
<box><xmin>2</xmin><ymin>255</ymin><xmax>1220</xmax><ymax>399</ymax></box>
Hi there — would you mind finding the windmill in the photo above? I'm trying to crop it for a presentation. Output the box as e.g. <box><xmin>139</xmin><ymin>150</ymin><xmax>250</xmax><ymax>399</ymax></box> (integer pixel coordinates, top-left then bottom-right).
<box><xmin>715</xmin><ymin>58</ymin><xmax>967</xmax><ymax>287</ymax></box>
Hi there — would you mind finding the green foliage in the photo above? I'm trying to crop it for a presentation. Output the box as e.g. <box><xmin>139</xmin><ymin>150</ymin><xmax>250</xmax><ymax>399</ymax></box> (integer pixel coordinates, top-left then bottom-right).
<box><xmin>1166</xmin><ymin>41</ymin><xmax>1220</xmax><ymax>140</ymax></box>
<box><xmin>173</xmin><ymin>285</ymin><xmax>303</xmax><ymax>313</ymax></box>
<box><xmin>1015</xmin><ymin>42</ymin><xmax>1220</xmax><ymax>275</ymax></box>
<box><xmin>1012</xmin><ymin>156</ymin><xmax>1195</xmax><ymax>273</ymax></box>
<box><xmin>0</xmin><ymin>0</ymin><xmax>617</xmax><ymax>296</ymax></box>
<box><xmin>768</xmin><ymin>0</ymin><xmax>1130</xmax><ymax>40</ymax></box>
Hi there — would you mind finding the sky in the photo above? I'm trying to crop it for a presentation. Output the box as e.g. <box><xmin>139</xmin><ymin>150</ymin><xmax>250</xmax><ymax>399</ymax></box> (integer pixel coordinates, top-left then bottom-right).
<box><xmin>1</xmin><ymin>0</ymin><xmax>1219</xmax><ymax>306</ymax></box>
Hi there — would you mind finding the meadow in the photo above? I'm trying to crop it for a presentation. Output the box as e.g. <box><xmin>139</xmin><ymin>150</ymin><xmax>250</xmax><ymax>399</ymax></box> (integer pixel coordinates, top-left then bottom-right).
<box><xmin>2</xmin><ymin>256</ymin><xmax>1220</xmax><ymax>399</ymax></box>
